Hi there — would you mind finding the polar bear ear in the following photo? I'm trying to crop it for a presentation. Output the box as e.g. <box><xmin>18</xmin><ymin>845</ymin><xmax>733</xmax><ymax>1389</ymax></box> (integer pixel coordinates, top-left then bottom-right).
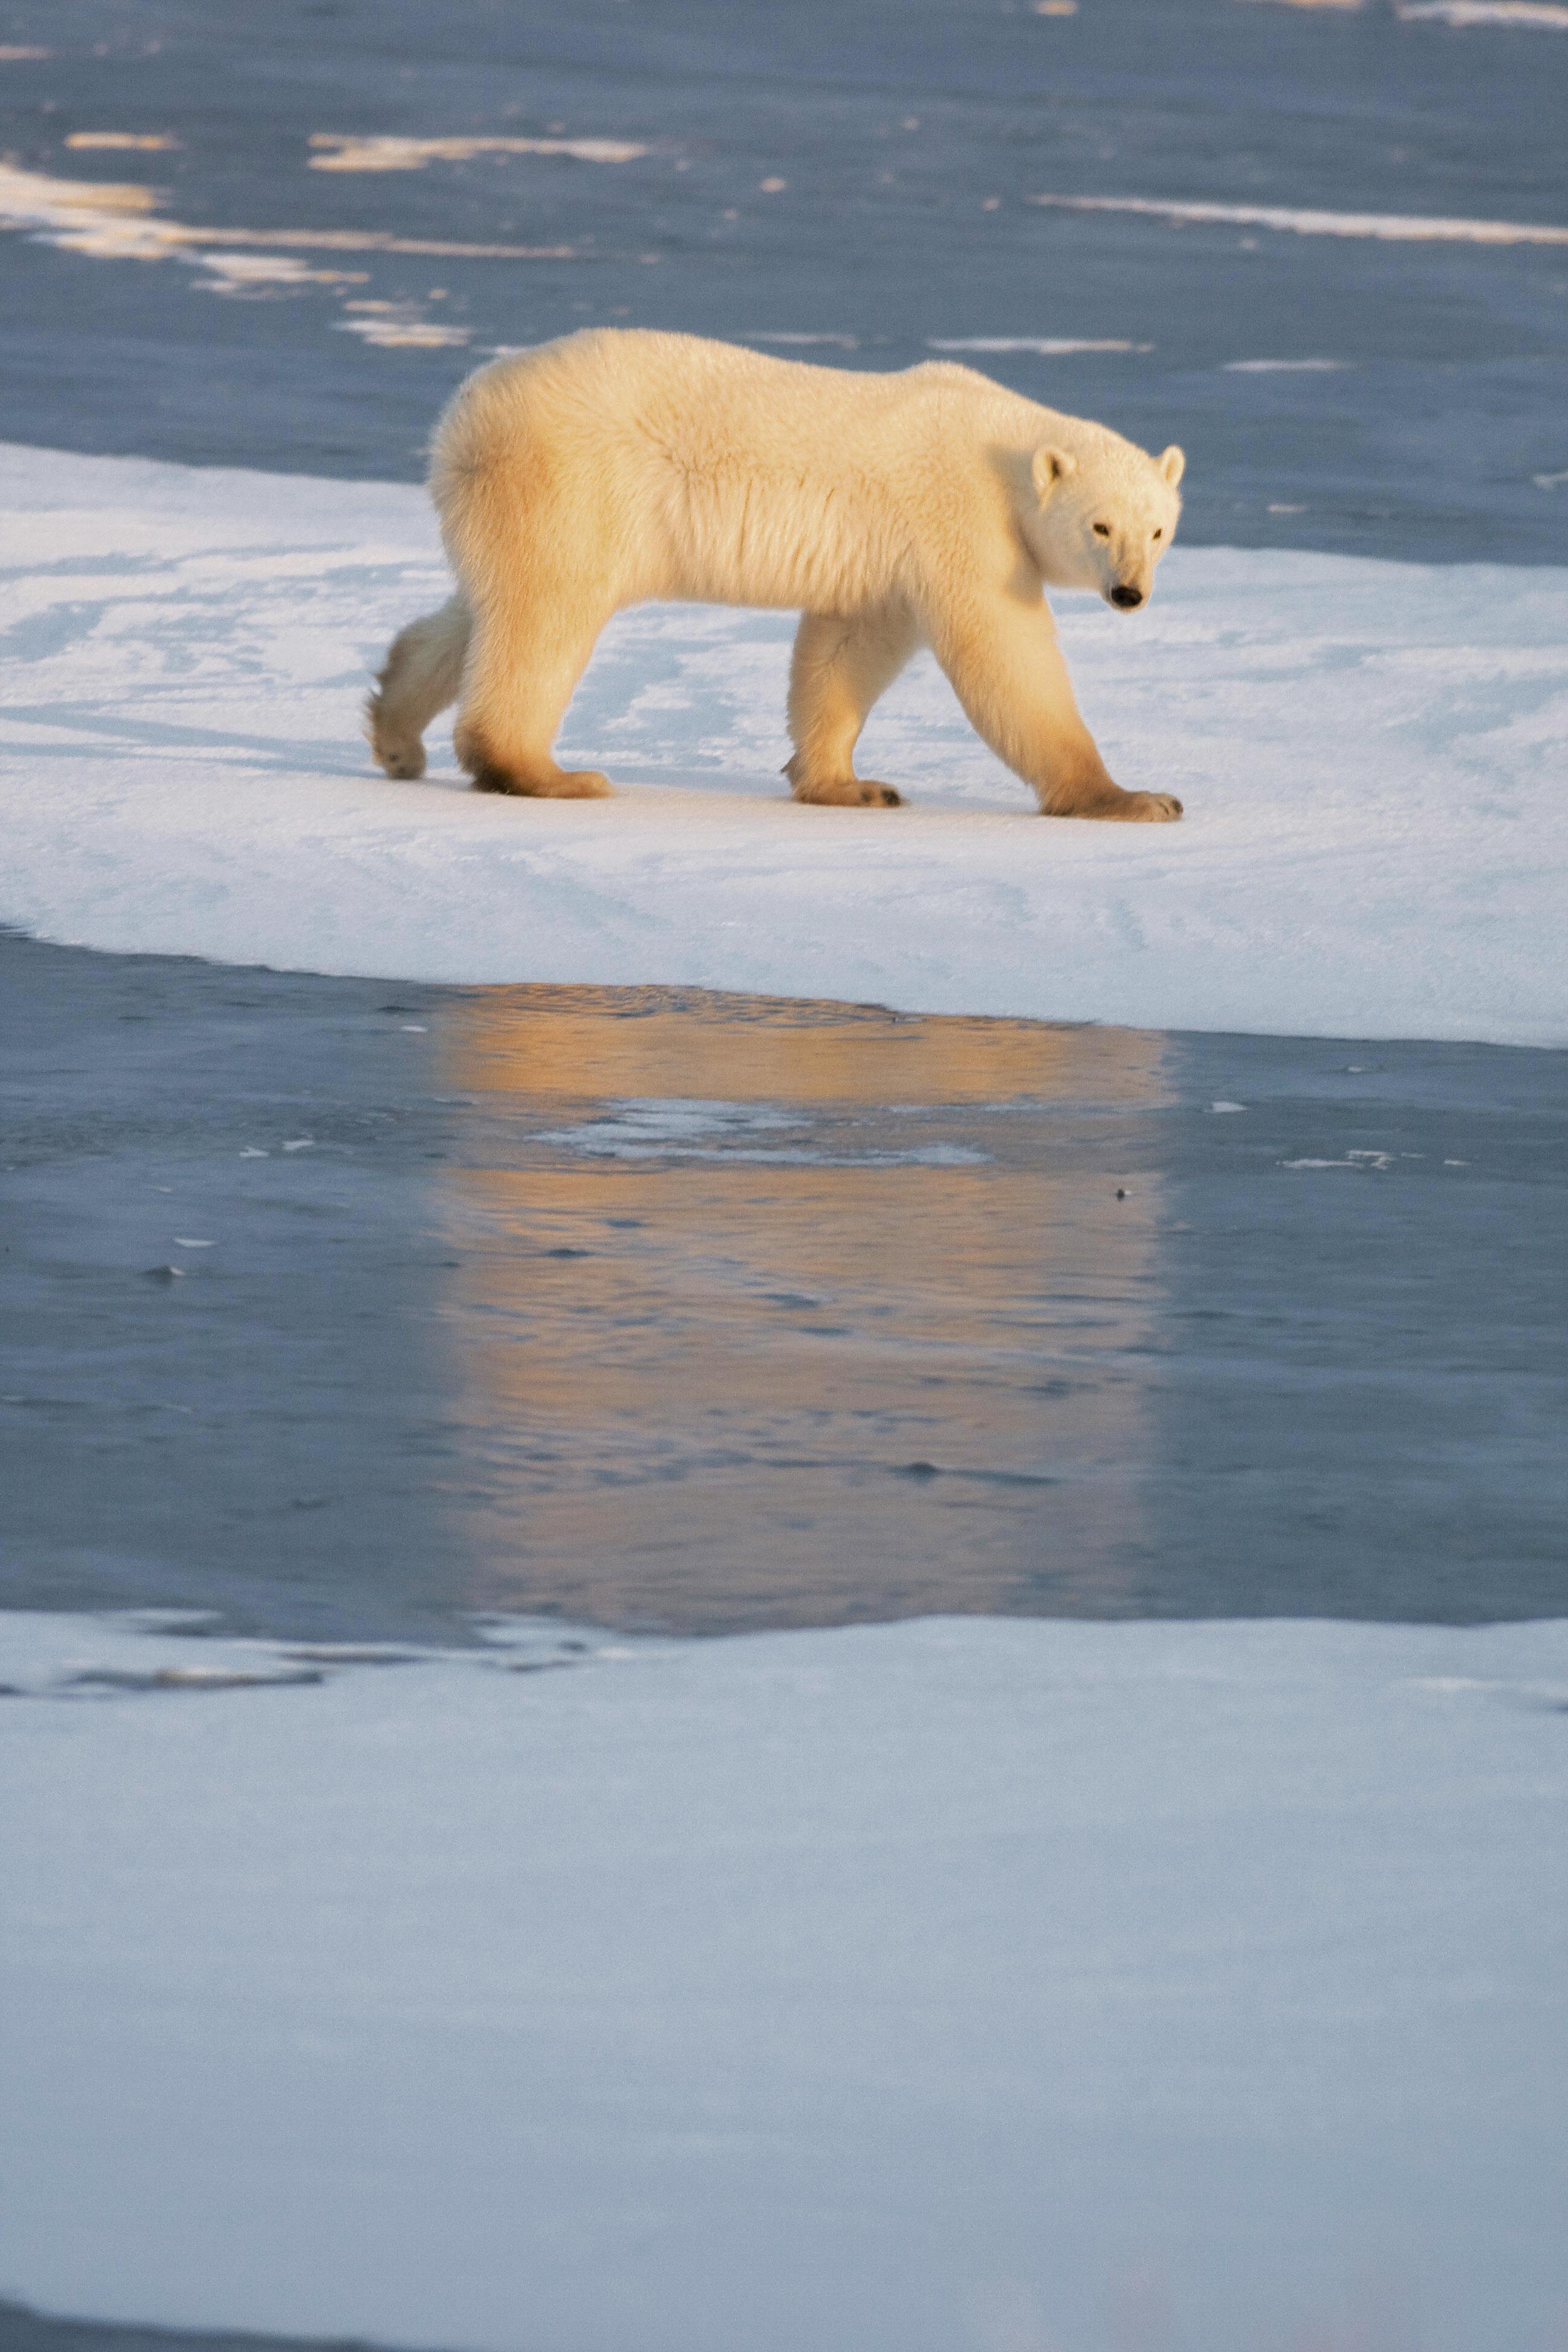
<box><xmin>1158</xmin><ymin>445</ymin><xmax>1186</xmax><ymax>487</ymax></box>
<box><xmin>1031</xmin><ymin>444</ymin><xmax>1077</xmax><ymax>502</ymax></box>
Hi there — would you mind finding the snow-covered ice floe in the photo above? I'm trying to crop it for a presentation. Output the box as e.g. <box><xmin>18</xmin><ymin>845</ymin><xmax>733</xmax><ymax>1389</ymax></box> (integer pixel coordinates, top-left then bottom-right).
<box><xmin>1</xmin><ymin>440</ymin><xmax>1565</xmax><ymax>1045</ymax></box>
<box><xmin>2</xmin><ymin>1608</ymin><xmax>1565</xmax><ymax>2352</ymax></box>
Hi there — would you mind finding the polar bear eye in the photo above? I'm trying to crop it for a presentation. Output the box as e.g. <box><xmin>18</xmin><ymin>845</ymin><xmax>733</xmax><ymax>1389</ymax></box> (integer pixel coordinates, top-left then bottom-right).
<box><xmin>1152</xmin><ymin>527</ymin><xmax>1163</xmax><ymax>541</ymax></box>
<box><xmin>1092</xmin><ymin>522</ymin><xmax>1110</xmax><ymax>538</ymax></box>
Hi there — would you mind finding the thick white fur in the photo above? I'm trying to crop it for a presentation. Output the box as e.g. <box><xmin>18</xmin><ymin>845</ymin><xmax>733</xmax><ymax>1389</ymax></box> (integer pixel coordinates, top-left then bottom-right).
<box><xmin>368</xmin><ymin>329</ymin><xmax>1185</xmax><ymax>818</ymax></box>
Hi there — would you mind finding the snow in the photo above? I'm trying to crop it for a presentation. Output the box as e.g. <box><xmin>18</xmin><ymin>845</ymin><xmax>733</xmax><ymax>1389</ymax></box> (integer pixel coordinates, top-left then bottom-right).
<box><xmin>2</xmin><ymin>440</ymin><xmax>1566</xmax><ymax>1046</ymax></box>
<box><xmin>2</xmin><ymin>1608</ymin><xmax>1565</xmax><ymax>2352</ymax></box>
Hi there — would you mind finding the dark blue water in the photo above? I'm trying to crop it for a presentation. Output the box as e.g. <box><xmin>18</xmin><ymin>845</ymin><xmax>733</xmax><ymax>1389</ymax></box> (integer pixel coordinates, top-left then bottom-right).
<box><xmin>3</xmin><ymin>933</ymin><xmax>1563</xmax><ymax>1641</ymax></box>
<box><xmin>1</xmin><ymin>0</ymin><xmax>1565</xmax><ymax>559</ymax></box>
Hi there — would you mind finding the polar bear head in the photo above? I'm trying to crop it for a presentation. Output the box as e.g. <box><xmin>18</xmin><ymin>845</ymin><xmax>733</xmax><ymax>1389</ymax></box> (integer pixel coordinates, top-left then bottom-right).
<box><xmin>1024</xmin><ymin>433</ymin><xmax>1185</xmax><ymax>612</ymax></box>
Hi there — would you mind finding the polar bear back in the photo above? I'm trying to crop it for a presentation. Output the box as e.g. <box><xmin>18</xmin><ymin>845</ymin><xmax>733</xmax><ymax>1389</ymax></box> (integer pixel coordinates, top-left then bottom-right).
<box><xmin>430</xmin><ymin>328</ymin><xmax>1138</xmax><ymax>616</ymax></box>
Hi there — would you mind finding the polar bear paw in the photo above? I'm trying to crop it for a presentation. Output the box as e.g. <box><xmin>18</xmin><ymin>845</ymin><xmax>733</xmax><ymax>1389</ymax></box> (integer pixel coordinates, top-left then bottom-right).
<box><xmin>1053</xmin><ymin>786</ymin><xmax>1184</xmax><ymax>823</ymax></box>
<box><xmin>364</xmin><ymin>695</ymin><xmax>427</xmax><ymax>782</ymax></box>
<box><xmin>472</xmin><ymin>763</ymin><xmax>614</xmax><ymax>800</ymax></box>
<box><xmin>376</xmin><ymin>741</ymin><xmax>427</xmax><ymax>782</ymax></box>
<box><xmin>788</xmin><ymin>772</ymin><xmax>905</xmax><ymax>810</ymax></box>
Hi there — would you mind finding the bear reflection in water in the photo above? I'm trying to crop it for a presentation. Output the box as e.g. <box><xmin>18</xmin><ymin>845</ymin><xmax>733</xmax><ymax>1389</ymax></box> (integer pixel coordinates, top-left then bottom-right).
<box><xmin>425</xmin><ymin>985</ymin><xmax>1171</xmax><ymax>1632</ymax></box>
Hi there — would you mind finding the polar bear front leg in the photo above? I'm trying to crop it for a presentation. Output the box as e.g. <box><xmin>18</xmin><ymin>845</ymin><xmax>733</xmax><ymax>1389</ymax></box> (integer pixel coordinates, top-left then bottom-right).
<box><xmin>931</xmin><ymin>599</ymin><xmax>1182</xmax><ymax>822</ymax></box>
<box><xmin>452</xmin><ymin>595</ymin><xmax>614</xmax><ymax>801</ymax></box>
<box><xmin>785</xmin><ymin>605</ymin><xmax>921</xmax><ymax>809</ymax></box>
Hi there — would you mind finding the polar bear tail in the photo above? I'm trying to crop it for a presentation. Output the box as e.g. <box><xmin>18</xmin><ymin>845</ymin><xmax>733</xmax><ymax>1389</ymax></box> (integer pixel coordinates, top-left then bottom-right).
<box><xmin>366</xmin><ymin>593</ymin><xmax>471</xmax><ymax>781</ymax></box>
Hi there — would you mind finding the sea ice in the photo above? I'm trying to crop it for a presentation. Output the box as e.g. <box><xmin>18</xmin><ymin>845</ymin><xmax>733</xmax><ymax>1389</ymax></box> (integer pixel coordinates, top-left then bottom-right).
<box><xmin>1027</xmin><ymin>191</ymin><xmax>1568</xmax><ymax>243</ymax></box>
<box><xmin>1</xmin><ymin>1608</ymin><xmax>1564</xmax><ymax>2352</ymax></box>
<box><xmin>1</xmin><ymin>441</ymin><xmax>1565</xmax><ymax>1047</ymax></box>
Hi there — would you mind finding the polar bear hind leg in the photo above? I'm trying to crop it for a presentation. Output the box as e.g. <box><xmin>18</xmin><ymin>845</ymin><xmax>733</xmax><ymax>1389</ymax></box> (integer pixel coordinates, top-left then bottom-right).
<box><xmin>367</xmin><ymin>595</ymin><xmax>470</xmax><ymax>781</ymax></box>
<box><xmin>785</xmin><ymin>604</ymin><xmax>921</xmax><ymax>809</ymax></box>
<box><xmin>446</xmin><ymin>573</ymin><xmax>616</xmax><ymax>796</ymax></box>
<box><xmin>452</xmin><ymin>592</ymin><xmax>614</xmax><ymax>800</ymax></box>
<box><xmin>451</xmin><ymin>602</ymin><xmax>616</xmax><ymax>804</ymax></box>
<box><xmin>438</xmin><ymin>447</ymin><xmax>617</xmax><ymax>800</ymax></box>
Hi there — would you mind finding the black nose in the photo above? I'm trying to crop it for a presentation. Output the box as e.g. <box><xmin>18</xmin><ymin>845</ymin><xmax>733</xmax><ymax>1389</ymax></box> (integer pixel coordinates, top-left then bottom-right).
<box><xmin>1110</xmin><ymin>585</ymin><xmax>1143</xmax><ymax>610</ymax></box>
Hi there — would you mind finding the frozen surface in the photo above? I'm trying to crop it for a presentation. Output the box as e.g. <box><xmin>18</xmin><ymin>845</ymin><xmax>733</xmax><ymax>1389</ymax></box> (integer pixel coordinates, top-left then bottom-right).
<box><xmin>1</xmin><ymin>1607</ymin><xmax>1565</xmax><ymax>2352</ymax></box>
<box><xmin>3</xmin><ymin>443</ymin><xmax>1566</xmax><ymax>1046</ymax></box>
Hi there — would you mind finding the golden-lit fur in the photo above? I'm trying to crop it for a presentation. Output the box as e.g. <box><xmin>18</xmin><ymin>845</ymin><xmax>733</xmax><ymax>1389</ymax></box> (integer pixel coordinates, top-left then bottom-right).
<box><xmin>368</xmin><ymin>328</ymin><xmax>1186</xmax><ymax>817</ymax></box>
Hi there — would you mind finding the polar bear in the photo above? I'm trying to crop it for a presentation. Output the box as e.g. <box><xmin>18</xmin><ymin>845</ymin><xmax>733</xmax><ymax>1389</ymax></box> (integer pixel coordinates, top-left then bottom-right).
<box><xmin>369</xmin><ymin>329</ymin><xmax>1185</xmax><ymax>820</ymax></box>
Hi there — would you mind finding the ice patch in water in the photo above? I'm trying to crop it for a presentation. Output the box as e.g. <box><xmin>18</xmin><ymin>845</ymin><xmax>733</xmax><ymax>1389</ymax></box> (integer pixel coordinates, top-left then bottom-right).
<box><xmin>1029</xmin><ymin>191</ymin><xmax>1568</xmax><ymax>245</ymax></box>
<box><xmin>534</xmin><ymin>1099</ymin><xmax>988</xmax><ymax>1167</ymax></box>
<box><xmin>308</xmin><ymin>134</ymin><xmax>649</xmax><ymax>171</ymax></box>
<box><xmin>1226</xmin><ymin>358</ymin><xmax>1348</xmax><ymax>371</ymax></box>
<box><xmin>203</xmin><ymin>252</ymin><xmax>363</xmax><ymax>296</ymax></box>
<box><xmin>1396</xmin><ymin>0</ymin><xmax>1568</xmax><ymax>21</ymax></box>
<box><xmin>1281</xmin><ymin>1150</ymin><xmax>1396</xmax><ymax>1170</ymax></box>
<box><xmin>0</xmin><ymin>159</ymin><xmax>167</xmax><ymax>255</ymax></box>
<box><xmin>336</xmin><ymin>302</ymin><xmax>472</xmax><ymax>349</ymax></box>
<box><xmin>65</xmin><ymin>132</ymin><xmax>179</xmax><ymax>151</ymax></box>
<box><xmin>0</xmin><ymin>158</ymin><xmax>581</xmax><ymax>289</ymax></box>
<box><xmin>928</xmin><ymin>336</ymin><xmax>1152</xmax><ymax>354</ymax></box>
<box><xmin>541</xmin><ymin>1097</ymin><xmax>799</xmax><ymax>1147</ymax></box>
